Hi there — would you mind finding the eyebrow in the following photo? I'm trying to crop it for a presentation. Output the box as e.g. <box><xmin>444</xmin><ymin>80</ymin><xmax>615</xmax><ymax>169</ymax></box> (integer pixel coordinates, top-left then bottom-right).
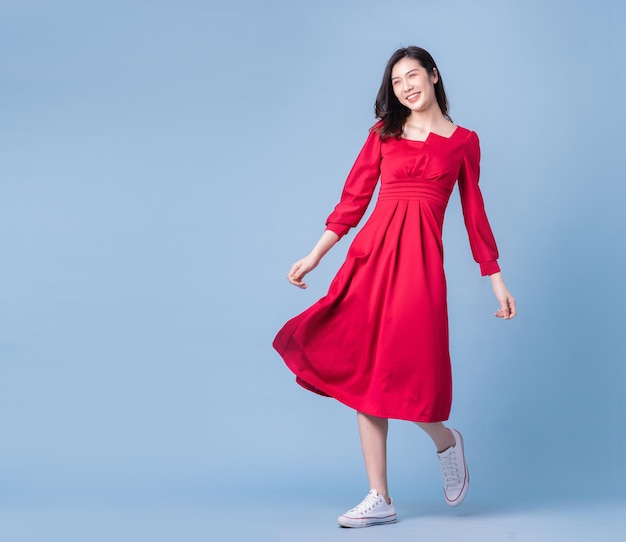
<box><xmin>391</xmin><ymin>68</ymin><xmax>420</xmax><ymax>80</ymax></box>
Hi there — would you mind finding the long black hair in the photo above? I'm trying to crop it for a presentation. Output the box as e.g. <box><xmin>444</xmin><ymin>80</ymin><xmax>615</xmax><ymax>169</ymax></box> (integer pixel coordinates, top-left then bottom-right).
<box><xmin>375</xmin><ymin>46</ymin><xmax>450</xmax><ymax>139</ymax></box>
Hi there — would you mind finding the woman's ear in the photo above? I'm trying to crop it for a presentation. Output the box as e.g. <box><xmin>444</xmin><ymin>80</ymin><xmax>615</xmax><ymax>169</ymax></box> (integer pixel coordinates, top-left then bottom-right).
<box><xmin>432</xmin><ymin>67</ymin><xmax>439</xmax><ymax>84</ymax></box>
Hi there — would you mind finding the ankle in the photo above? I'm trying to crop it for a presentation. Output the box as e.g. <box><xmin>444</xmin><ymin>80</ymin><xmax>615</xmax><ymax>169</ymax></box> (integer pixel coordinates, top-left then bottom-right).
<box><xmin>436</xmin><ymin>428</ymin><xmax>456</xmax><ymax>454</ymax></box>
<box><xmin>372</xmin><ymin>488</ymin><xmax>391</xmax><ymax>505</ymax></box>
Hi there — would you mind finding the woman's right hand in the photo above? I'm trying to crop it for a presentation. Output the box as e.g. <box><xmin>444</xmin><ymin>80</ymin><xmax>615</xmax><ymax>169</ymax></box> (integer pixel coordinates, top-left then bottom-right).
<box><xmin>286</xmin><ymin>229</ymin><xmax>340</xmax><ymax>289</ymax></box>
<box><xmin>287</xmin><ymin>254</ymin><xmax>320</xmax><ymax>289</ymax></box>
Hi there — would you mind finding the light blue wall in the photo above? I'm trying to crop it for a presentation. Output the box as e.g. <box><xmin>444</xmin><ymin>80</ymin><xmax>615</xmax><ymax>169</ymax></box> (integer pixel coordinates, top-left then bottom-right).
<box><xmin>1</xmin><ymin>0</ymin><xmax>624</xmax><ymax>506</ymax></box>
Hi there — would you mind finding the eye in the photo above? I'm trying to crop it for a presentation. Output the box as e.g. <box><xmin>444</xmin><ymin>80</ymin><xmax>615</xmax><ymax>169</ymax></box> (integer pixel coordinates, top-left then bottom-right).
<box><xmin>409</xmin><ymin>72</ymin><xmax>417</xmax><ymax>78</ymax></box>
<box><xmin>392</xmin><ymin>80</ymin><xmax>400</xmax><ymax>86</ymax></box>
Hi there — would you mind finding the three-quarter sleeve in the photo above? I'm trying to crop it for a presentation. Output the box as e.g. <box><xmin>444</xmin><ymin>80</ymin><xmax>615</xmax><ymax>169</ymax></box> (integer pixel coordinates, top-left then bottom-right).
<box><xmin>325</xmin><ymin>127</ymin><xmax>382</xmax><ymax>238</ymax></box>
<box><xmin>457</xmin><ymin>131</ymin><xmax>501</xmax><ymax>276</ymax></box>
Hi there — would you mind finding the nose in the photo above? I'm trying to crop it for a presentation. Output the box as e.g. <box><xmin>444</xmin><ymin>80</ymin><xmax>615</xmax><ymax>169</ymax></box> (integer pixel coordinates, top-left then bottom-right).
<box><xmin>402</xmin><ymin>78</ymin><xmax>413</xmax><ymax>93</ymax></box>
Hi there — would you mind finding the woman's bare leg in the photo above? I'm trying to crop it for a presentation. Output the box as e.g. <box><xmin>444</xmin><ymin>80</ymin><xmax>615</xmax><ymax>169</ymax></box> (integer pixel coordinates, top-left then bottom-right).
<box><xmin>357</xmin><ymin>412</ymin><xmax>391</xmax><ymax>503</ymax></box>
<box><xmin>415</xmin><ymin>422</ymin><xmax>455</xmax><ymax>452</ymax></box>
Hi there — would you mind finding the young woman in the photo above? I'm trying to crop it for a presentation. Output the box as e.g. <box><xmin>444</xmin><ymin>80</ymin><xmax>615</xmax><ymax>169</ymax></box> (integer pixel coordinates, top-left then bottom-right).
<box><xmin>273</xmin><ymin>46</ymin><xmax>516</xmax><ymax>528</ymax></box>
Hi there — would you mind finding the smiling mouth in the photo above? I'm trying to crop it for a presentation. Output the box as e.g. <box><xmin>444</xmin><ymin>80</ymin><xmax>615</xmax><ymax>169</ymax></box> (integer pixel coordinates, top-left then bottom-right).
<box><xmin>405</xmin><ymin>92</ymin><xmax>420</xmax><ymax>102</ymax></box>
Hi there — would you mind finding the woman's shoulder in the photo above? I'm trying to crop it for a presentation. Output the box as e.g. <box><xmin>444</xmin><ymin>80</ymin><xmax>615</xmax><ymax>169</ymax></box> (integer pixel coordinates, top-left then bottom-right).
<box><xmin>453</xmin><ymin>125</ymin><xmax>477</xmax><ymax>139</ymax></box>
<box><xmin>452</xmin><ymin>126</ymin><xmax>481</xmax><ymax>153</ymax></box>
<box><xmin>369</xmin><ymin>119</ymin><xmax>385</xmax><ymax>133</ymax></box>
<box><xmin>358</xmin><ymin>120</ymin><xmax>385</xmax><ymax>146</ymax></box>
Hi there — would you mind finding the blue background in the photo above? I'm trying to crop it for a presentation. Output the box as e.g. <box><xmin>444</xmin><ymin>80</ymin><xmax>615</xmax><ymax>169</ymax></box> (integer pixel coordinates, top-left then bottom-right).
<box><xmin>1</xmin><ymin>0</ymin><xmax>625</xmax><ymax>540</ymax></box>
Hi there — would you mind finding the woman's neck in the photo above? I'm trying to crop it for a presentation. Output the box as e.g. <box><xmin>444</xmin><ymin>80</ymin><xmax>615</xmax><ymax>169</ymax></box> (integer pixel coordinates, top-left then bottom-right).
<box><xmin>405</xmin><ymin>108</ymin><xmax>447</xmax><ymax>131</ymax></box>
<box><xmin>402</xmin><ymin>109</ymin><xmax>453</xmax><ymax>140</ymax></box>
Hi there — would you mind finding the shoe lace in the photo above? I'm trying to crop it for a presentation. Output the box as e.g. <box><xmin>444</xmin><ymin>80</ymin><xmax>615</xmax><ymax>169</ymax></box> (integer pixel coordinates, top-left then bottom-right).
<box><xmin>348</xmin><ymin>491</ymin><xmax>380</xmax><ymax>514</ymax></box>
<box><xmin>439</xmin><ymin>450</ymin><xmax>461</xmax><ymax>488</ymax></box>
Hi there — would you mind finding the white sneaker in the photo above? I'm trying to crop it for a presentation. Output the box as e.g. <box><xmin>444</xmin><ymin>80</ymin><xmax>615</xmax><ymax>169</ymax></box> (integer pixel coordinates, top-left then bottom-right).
<box><xmin>337</xmin><ymin>489</ymin><xmax>397</xmax><ymax>528</ymax></box>
<box><xmin>437</xmin><ymin>428</ymin><xmax>469</xmax><ymax>506</ymax></box>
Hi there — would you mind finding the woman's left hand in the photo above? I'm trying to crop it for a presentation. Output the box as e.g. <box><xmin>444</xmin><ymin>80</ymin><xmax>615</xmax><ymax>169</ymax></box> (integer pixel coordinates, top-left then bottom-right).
<box><xmin>489</xmin><ymin>272</ymin><xmax>517</xmax><ymax>319</ymax></box>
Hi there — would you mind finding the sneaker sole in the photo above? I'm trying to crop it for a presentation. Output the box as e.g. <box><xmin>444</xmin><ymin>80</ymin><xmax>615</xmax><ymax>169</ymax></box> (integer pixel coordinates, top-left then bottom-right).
<box><xmin>337</xmin><ymin>514</ymin><xmax>398</xmax><ymax>528</ymax></box>
<box><xmin>445</xmin><ymin>429</ymin><xmax>469</xmax><ymax>507</ymax></box>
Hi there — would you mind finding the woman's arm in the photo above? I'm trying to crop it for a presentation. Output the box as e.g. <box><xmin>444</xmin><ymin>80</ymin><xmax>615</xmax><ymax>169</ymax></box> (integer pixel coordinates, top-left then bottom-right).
<box><xmin>287</xmin><ymin>230</ymin><xmax>340</xmax><ymax>289</ymax></box>
<box><xmin>489</xmin><ymin>272</ymin><xmax>517</xmax><ymax>319</ymax></box>
<box><xmin>325</xmin><ymin>124</ymin><xmax>382</xmax><ymax>238</ymax></box>
<box><xmin>287</xmin><ymin>125</ymin><xmax>382</xmax><ymax>290</ymax></box>
<box><xmin>457</xmin><ymin>131</ymin><xmax>516</xmax><ymax>318</ymax></box>
<box><xmin>457</xmin><ymin>131</ymin><xmax>500</xmax><ymax>276</ymax></box>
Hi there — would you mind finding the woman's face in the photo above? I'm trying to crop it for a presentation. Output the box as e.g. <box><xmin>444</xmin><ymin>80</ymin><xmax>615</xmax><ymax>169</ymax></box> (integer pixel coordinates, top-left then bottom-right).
<box><xmin>390</xmin><ymin>57</ymin><xmax>438</xmax><ymax>114</ymax></box>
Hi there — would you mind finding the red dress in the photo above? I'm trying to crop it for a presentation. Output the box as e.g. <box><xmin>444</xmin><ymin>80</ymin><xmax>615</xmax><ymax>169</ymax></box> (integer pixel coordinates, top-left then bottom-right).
<box><xmin>273</xmin><ymin>124</ymin><xmax>500</xmax><ymax>422</ymax></box>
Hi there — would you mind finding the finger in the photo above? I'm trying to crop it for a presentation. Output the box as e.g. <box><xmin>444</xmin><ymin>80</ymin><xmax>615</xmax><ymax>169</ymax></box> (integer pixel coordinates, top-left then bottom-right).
<box><xmin>291</xmin><ymin>278</ymin><xmax>307</xmax><ymax>289</ymax></box>
<box><xmin>288</xmin><ymin>262</ymin><xmax>304</xmax><ymax>282</ymax></box>
<box><xmin>499</xmin><ymin>299</ymin><xmax>511</xmax><ymax>319</ymax></box>
<box><xmin>288</xmin><ymin>262</ymin><xmax>301</xmax><ymax>279</ymax></box>
<box><xmin>508</xmin><ymin>298</ymin><xmax>517</xmax><ymax>319</ymax></box>
<box><xmin>287</xmin><ymin>271</ymin><xmax>308</xmax><ymax>288</ymax></box>
<box><xmin>288</xmin><ymin>274</ymin><xmax>303</xmax><ymax>286</ymax></box>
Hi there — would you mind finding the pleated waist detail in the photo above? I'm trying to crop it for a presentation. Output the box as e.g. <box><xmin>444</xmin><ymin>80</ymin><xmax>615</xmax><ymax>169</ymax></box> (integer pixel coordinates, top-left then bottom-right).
<box><xmin>378</xmin><ymin>182</ymin><xmax>449</xmax><ymax>207</ymax></box>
